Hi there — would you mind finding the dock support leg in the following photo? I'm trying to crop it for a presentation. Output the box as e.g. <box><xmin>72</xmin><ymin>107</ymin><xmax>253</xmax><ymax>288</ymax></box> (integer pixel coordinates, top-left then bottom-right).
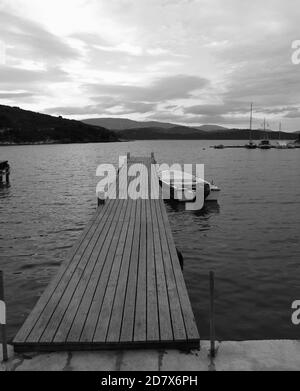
<box><xmin>209</xmin><ymin>271</ymin><xmax>216</xmax><ymax>358</ymax></box>
<box><xmin>0</xmin><ymin>271</ymin><xmax>8</xmax><ymax>362</ymax></box>
<box><xmin>97</xmin><ymin>191</ymin><xmax>106</xmax><ymax>207</ymax></box>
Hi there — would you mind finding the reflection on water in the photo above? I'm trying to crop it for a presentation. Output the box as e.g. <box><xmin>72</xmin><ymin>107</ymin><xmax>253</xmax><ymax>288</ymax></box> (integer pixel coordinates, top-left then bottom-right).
<box><xmin>0</xmin><ymin>140</ymin><xmax>299</xmax><ymax>341</ymax></box>
<box><xmin>165</xmin><ymin>199</ymin><xmax>220</xmax><ymax>219</ymax></box>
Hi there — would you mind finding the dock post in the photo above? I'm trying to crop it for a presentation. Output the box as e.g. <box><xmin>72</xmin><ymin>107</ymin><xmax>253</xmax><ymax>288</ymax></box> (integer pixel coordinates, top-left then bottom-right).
<box><xmin>5</xmin><ymin>165</ymin><xmax>10</xmax><ymax>183</ymax></box>
<box><xmin>97</xmin><ymin>191</ymin><xmax>106</xmax><ymax>207</ymax></box>
<box><xmin>0</xmin><ymin>271</ymin><xmax>8</xmax><ymax>362</ymax></box>
<box><xmin>209</xmin><ymin>271</ymin><xmax>216</xmax><ymax>358</ymax></box>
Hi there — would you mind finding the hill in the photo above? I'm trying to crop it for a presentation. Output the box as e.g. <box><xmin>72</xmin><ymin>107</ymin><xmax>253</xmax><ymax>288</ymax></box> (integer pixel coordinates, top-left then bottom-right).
<box><xmin>196</xmin><ymin>124</ymin><xmax>229</xmax><ymax>132</ymax></box>
<box><xmin>118</xmin><ymin>126</ymin><xmax>297</xmax><ymax>140</ymax></box>
<box><xmin>82</xmin><ymin>118</ymin><xmax>177</xmax><ymax>131</ymax></box>
<box><xmin>0</xmin><ymin>105</ymin><xmax>117</xmax><ymax>144</ymax></box>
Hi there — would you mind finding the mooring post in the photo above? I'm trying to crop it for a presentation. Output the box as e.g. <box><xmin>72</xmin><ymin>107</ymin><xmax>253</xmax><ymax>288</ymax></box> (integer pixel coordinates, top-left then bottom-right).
<box><xmin>209</xmin><ymin>271</ymin><xmax>216</xmax><ymax>358</ymax></box>
<box><xmin>97</xmin><ymin>191</ymin><xmax>106</xmax><ymax>207</ymax></box>
<box><xmin>151</xmin><ymin>152</ymin><xmax>155</xmax><ymax>162</ymax></box>
<box><xmin>0</xmin><ymin>271</ymin><xmax>8</xmax><ymax>362</ymax></box>
<box><xmin>127</xmin><ymin>152</ymin><xmax>131</xmax><ymax>161</ymax></box>
<box><xmin>5</xmin><ymin>165</ymin><xmax>10</xmax><ymax>183</ymax></box>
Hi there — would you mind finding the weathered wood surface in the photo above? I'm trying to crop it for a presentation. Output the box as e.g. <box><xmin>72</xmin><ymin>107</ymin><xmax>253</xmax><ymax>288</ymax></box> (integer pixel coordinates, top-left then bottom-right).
<box><xmin>13</xmin><ymin>155</ymin><xmax>199</xmax><ymax>352</ymax></box>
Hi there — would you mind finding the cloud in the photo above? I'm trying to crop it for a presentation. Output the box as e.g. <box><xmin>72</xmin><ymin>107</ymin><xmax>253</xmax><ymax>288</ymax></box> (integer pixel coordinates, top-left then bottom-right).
<box><xmin>46</xmin><ymin>100</ymin><xmax>157</xmax><ymax>116</ymax></box>
<box><xmin>1</xmin><ymin>1</ymin><xmax>300</xmax><ymax>130</ymax></box>
<box><xmin>0</xmin><ymin>10</ymin><xmax>78</xmax><ymax>63</ymax></box>
<box><xmin>85</xmin><ymin>74</ymin><xmax>209</xmax><ymax>103</ymax></box>
<box><xmin>0</xmin><ymin>91</ymin><xmax>34</xmax><ymax>99</ymax></box>
<box><xmin>184</xmin><ymin>103</ymin><xmax>247</xmax><ymax>116</ymax></box>
<box><xmin>285</xmin><ymin>110</ymin><xmax>300</xmax><ymax>118</ymax></box>
<box><xmin>0</xmin><ymin>65</ymin><xmax>69</xmax><ymax>86</ymax></box>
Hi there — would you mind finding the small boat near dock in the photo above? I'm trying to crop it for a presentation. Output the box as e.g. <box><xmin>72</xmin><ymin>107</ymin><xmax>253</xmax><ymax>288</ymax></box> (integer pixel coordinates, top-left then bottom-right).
<box><xmin>158</xmin><ymin>169</ymin><xmax>220</xmax><ymax>204</ymax></box>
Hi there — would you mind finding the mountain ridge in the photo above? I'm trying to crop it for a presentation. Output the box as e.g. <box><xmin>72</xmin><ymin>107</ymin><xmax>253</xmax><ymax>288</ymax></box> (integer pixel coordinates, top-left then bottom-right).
<box><xmin>0</xmin><ymin>105</ymin><xmax>117</xmax><ymax>144</ymax></box>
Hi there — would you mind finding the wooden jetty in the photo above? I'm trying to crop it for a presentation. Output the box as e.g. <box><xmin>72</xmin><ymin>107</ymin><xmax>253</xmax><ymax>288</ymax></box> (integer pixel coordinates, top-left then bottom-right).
<box><xmin>0</xmin><ymin>161</ymin><xmax>10</xmax><ymax>184</ymax></box>
<box><xmin>13</xmin><ymin>154</ymin><xmax>199</xmax><ymax>352</ymax></box>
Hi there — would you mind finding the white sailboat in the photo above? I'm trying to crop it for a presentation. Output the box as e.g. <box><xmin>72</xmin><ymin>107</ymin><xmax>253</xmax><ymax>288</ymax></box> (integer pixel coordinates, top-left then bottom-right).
<box><xmin>258</xmin><ymin>119</ymin><xmax>272</xmax><ymax>149</ymax></box>
<box><xmin>245</xmin><ymin>103</ymin><xmax>257</xmax><ymax>149</ymax></box>
<box><xmin>275</xmin><ymin>122</ymin><xmax>288</xmax><ymax>149</ymax></box>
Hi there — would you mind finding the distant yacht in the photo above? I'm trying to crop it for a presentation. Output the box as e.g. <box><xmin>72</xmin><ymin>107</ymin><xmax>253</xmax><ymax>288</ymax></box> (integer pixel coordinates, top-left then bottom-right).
<box><xmin>258</xmin><ymin>119</ymin><xmax>272</xmax><ymax>149</ymax></box>
<box><xmin>245</xmin><ymin>103</ymin><xmax>257</xmax><ymax>149</ymax></box>
<box><xmin>275</xmin><ymin>123</ymin><xmax>288</xmax><ymax>149</ymax></box>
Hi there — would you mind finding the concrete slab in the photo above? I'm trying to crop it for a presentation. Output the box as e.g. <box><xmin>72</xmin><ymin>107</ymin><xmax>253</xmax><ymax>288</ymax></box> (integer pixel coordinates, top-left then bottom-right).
<box><xmin>16</xmin><ymin>352</ymin><xmax>68</xmax><ymax>371</ymax></box>
<box><xmin>120</xmin><ymin>350</ymin><xmax>159</xmax><ymax>371</ymax></box>
<box><xmin>214</xmin><ymin>340</ymin><xmax>300</xmax><ymax>371</ymax></box>
<box><xmin>3</xmin><ymin>340</ymin><xmax>300</xmax><ymax>371</ymax></box>
<box><xmin>69</xmin><ymin>351</ymin><xmax>119</xmax><ymax>371</ymax></box>
<box><xmin>160</xmin><ymin>348</ymin><xmax>207</xmax><ymax>371</ymax></box>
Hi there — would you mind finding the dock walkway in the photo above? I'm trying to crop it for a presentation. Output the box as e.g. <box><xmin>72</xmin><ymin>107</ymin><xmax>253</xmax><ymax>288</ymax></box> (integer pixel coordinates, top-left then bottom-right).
<box><xmin>13</xmin><ymin>155</ymin><xmax>199</xmax><ymax>352</ymax></box>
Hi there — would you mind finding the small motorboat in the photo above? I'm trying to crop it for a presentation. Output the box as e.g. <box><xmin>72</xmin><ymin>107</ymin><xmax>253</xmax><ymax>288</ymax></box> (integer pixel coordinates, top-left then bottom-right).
<box><xmin>158</xmin><ymin>169</ymin><xmax>220</xmax><ymax>203</ymax></box>
<box><xmin>214</xmin><ymin>144</ymin><xmax>225</xmax><ymax>149</ymax></box>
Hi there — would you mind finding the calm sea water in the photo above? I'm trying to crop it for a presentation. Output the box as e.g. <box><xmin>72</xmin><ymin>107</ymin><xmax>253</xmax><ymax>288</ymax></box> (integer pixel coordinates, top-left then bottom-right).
<box><xmin>0</xmin><ymin>140</ymin><xmax>299</xmax><ymax>341</ymax></box>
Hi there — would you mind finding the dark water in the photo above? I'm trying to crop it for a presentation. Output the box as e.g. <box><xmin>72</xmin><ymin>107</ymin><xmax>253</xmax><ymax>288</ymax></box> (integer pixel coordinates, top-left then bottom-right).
<box><xmin>0</xmin><ymin>141</ymin><xmax>299</xmax><ymax>341</ymax></box>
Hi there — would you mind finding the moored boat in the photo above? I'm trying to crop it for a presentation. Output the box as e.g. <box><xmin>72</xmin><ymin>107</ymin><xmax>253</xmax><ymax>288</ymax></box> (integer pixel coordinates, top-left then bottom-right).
<box><xmin>158</xmin><ymin>169</ymin><xmax>220</xmax><ymax>203</ymax></box>
<box><xmin>258</xmin><ymin>119</ymin><xmax>272</xmax><ymax>149</ymax></box>
<box><xmin>258</xmin><ymin>139</ymin><xmax>272</xmax><ymax>149</ymax></box>
<box><xmin>245</xmin><ymin>103</ymin><xmax>257</xmax><ymax>149</ymax></box>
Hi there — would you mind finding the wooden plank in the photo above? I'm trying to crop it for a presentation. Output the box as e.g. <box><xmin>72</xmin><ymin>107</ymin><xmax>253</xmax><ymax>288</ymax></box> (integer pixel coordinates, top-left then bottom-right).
<box><xmin>134</xmin><ymin>164</ymin><xmax>149</xmax><ymax>342</ymax></box>
<box><xmin>145</xmin><ymin>193</ymin><xmax>160</xmax><ymax>342</ymax></box>
<box><xmin>78</xmin><ymin>198</ymin><xmax>127</xmax><ymax>342</ymax></box>
<box><xmin>105</xmin><ymin>198</ymin><xmax>137</xmax><ymax>342</ymax></box>
<box><xmin>158</xmin><ymin>198</ymin><xmax>199</xmax><ymax>341</ymax></box>
<box><xmin>52</xmin><ymin>199</ymin><xmax>126</xmax><ymax>343</ymax></box>
<box><xmin>92</xmin><ymin>199</ymin><xmax>133</xmax><ymax>342</ymax></box>
<box><xmin>37</xmin><ymin>199</ymin><xmax>122</xmax><ymax>343</ymax></box>
<box><xmin>65</xmin><ymin>172</ymin><xmax>129</xmax><ymax>343</ymax></box>
<box><xmin>53</xmin><ymin>165</ymin><xmax>129</xmax><ymax>343</ymax></box>
<box><xmin>153</xmin><ymin>197</ymin><xmax>187</xmax><ymax>341</ymax></box>
<box><xmin>133</xmin><ymin>198</ymin><xmax>147</xmax><ymax>342</ymax></box>
<box><xmin>76</xmin><ymin>198</ymin><xmax>126</xmax><ymax>343</ymax></box>
<box><xmin>119</xmin><ymin>198</ymin><xmax>141</xmax><ymax>342</ymax></box>
<box><xmin>150</xmin><ymin>198</ymin><xmax>173</xmax><ymax>342</ymax></box>
<box><xmin>14</xmin><ymin>199</ymin><xmax>116</xmax><ymax>343</ymax></box>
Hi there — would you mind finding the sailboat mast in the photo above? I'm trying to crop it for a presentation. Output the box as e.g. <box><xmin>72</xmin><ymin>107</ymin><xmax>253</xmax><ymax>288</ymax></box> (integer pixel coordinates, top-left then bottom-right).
<box><xmin>279</xmin><ymin>122</ymin><xmax>281</xmax><ymax>140</ymax></box>
<box><xmin>249</xmin><ymin>103</ymin><xmax>253</xmax><ymax>142</ymax></box>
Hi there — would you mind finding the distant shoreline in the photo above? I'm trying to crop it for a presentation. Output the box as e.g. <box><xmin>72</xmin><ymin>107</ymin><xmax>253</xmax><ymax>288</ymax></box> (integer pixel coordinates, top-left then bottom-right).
<box><xmin>0</xmin><ymin>138</ymin><xmax>298</xmax><ymax>146</ymax></box>
<box><xmin>0</xmin><ymin>140</ymin><xmax>120</xmax><ymax>146</ymax></box>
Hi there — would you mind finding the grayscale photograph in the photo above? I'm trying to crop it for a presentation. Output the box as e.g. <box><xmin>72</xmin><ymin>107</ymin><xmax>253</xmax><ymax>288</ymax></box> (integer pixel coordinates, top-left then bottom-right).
<box><xmin>0</xmin><ymin>0</ymin><xmax>300</xmax><ymax>377</ymax></box>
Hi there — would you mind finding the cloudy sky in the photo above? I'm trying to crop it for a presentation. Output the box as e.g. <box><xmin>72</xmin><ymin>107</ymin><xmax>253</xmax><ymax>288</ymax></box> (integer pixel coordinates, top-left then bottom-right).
<box><xmin>0</xmin><ymin>0</ymin><xmax>300</xmax><ymax>131</ymax></box>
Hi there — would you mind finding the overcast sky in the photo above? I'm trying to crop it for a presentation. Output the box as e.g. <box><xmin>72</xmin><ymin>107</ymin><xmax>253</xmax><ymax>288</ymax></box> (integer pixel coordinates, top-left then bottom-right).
<box><xmin>0</xmin><ymin>0</ymin><xmax>300</xmax><ymax>131</ymax></box>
